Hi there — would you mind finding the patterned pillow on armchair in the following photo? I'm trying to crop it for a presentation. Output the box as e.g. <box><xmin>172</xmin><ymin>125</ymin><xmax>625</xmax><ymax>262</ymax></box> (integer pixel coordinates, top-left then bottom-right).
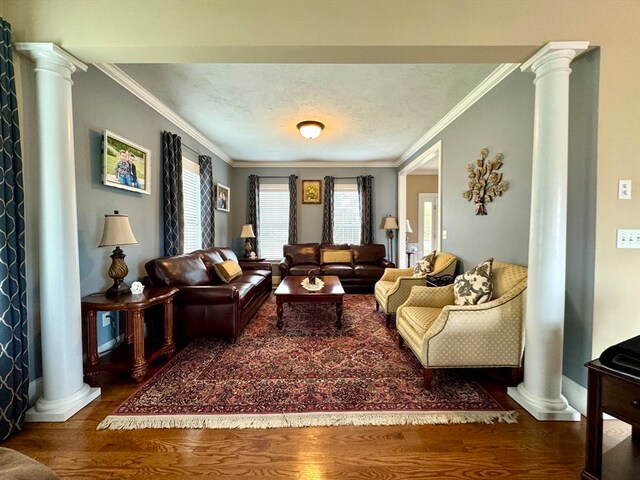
<box><xmin>413</xmin><ymin>250</ymin><xmax>437</xmax><ymax>277</ymax></box>
<box><xmin>453</xmin><ymin>258</ymin><xmax>494</xmax><ymax>305</ymax></box>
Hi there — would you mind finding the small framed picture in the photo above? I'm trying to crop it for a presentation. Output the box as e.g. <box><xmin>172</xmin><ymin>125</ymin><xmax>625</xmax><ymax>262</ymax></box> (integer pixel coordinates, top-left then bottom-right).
<box><xmin>302</xmin><ymin>180</ymin><xmax>322</xmax><ymax>204</ymax></box>
<box><xmin>102</xmin><ymin>130</ymin><xmax>151</xmax><ymax>195</ymax></box>
<box><xmin>216</xmin><ymin>183</ymin><xmax>230</xmax><ymax>212</ymax></box>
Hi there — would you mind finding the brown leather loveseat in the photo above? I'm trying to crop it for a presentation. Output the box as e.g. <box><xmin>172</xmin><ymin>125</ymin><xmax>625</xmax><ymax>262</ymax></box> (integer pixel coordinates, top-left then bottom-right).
<box><xmin>145</xmin><ymin>247</ymin><xmax>272</xmax><ymax>342</ymax></box>
<box><xmin>278</xmin><ymin>243</ymin><xmax>394</xmax><ymax>291</ymax></box>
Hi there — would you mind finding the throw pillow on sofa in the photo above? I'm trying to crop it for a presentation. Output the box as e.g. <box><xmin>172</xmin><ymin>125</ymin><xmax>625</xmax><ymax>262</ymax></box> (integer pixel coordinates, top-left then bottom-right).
<box><xmin>213</xmin><ymin>260</ymin><xmax>243</xmax><ymax>283</ymax></box>
<box><xmin>320</xmin><ymin>249</ymin><xmax>353</xmax><ymax>264</ymax></box>
<box><xmin>453</xmin><ymin>258</ymin><xmax>493</xmax><ymax>306</ymax></box>
<box><xmin>413</xmin><ymin>250</ymin><xmax>437</xmax><ymax>276</ymax></box>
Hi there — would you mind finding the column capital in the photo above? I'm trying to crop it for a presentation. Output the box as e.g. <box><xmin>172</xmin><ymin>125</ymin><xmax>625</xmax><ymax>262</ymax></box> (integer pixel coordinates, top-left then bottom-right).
<box><xmin>16</xmin><ymin>42</ymin><xmax>87</xmax><ymax>75</ymax></box>
<box><xmin>520</xmin><ymin>41</ymin><xmax>589</xmax><ymax>74</ymax></box>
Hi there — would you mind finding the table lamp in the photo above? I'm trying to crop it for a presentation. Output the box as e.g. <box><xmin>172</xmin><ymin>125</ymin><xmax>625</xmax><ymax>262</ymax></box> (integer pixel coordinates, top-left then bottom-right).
<box><xmin>383</xmin><ymin>215</ymin><xmax>399</xmax><ymax>263</ymax></box>
<box><xmin>99</xmin><ymin>211</ymin><xmax>138</xmax><ymax>297</ymax></box>
<box><xmin>406</xmin><ymin>219</ymin><xmax>413</xmax><ymax>242</ymax></box>
<box><xmin>240</xmin><ymin>224</ymin><xmax>256</xmax><ymax>258</ymax></box>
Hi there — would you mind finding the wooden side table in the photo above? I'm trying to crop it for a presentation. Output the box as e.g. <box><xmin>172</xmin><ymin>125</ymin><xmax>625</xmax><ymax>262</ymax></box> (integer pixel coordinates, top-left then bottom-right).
<box><xmin>81</xmin><ymin>287</ymin><xmax>178</xmax><ymax>383</ymax></box>
<box><xmin>582</xmin><ymin>359</ymin><xmax>640</xmax><ymax>479</ymax></box>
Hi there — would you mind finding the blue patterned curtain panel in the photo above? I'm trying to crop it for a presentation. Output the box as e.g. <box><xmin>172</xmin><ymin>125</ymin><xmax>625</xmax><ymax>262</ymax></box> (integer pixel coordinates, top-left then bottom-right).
<box><xmin>288</xmin><ymin>175</ymin><xmax>298</xmax><ymax>244</ymax></box>
<box><xmin>247</xmin><ymin>175</ymin><xmax>260</xmax><ymax>255</ymax></box>
<box><xmin>357</xmin><ymin>175</ymin><xmax>374</xmax><ymax>244</ymax></box>
<box><xmin>0</xmin><ymin>17</ymin><xmax>29</xmax><ymax>440</ymax></box>
<box><xmin>321</xmin><ymin>176</ymin><xmax>335</xmax><ymax>244</ymax></box>
<box><xmin>162</xmin><ymin>132</ymin><xmax>184</xmax><ymax>256</ymax></box>
<box><xmin>199</xmin><ymin>155</ymin><xmax>215</xmax><ymax>248</ymax></box>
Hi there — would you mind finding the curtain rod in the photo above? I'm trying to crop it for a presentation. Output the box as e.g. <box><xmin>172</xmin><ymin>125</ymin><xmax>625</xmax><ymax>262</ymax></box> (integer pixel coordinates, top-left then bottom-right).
<box><xmin>182</xmin><ymin>143</ymin><xmax>201</xmax><ymax>156</ymax></box>
<box><xmin>259</xmin><ymin>175</ymin><xmax>292</xmax><ymax>179</ymax></box>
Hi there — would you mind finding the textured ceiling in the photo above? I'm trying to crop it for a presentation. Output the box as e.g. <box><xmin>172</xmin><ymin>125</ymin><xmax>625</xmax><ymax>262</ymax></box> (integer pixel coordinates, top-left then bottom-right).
<box><xmin>118</xmin><ymin>63</ymin><xmax>498</xmax><ymax>163</ymax></box>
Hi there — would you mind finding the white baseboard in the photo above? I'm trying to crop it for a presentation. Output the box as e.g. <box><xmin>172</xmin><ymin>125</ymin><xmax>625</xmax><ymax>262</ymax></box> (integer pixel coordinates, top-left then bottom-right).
<box><xmin>98</xmin><ymin>335</ymin><xmax>123</xmax><ymax>355</ymax></box>
<box><xmin>562</xmin><ymin>375</ymin><xmax>587</xmax><ymax>417</ymax></box>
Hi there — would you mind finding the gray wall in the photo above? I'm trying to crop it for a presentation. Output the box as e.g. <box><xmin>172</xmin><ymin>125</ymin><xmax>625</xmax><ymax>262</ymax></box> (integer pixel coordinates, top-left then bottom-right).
<box><xmin>564</xmin><ymin>49</ymin><xmax>599</xmax><ymax>385</ymax></box>
<box><xmin>72</xmin><ymin>66</ymin><xmax>232</xmax><ymax>296</ymax></box>
<box><xmin>400</xmin><ymin>69</ymin><xmax>535</xmax><ymax>270</ymax></box>
<box><xmin>231</xmin><ymin>167</ymin><xmax>398</xmax><ymax>259</ymax></box>
<box><xmin>398</xmin><ymin>53</ymin><xmax>599</xmax><ymax>387</ymax></box>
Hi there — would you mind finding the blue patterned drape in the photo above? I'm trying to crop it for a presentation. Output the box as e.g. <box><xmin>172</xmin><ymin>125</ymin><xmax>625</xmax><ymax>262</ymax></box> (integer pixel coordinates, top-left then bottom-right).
<box><xmin>321</xmin><ymin>176</ymin><xmax>334</xmax><ymax>244</ymax></box>
<box><xmin>288</xmin><ymin>175</ymin><xmax>298</xmax><ymax>244</ymax></box>
<box><xmin>357</xmin><ymin>175</ymin><xmax>374</xmax><ymax>244</ymax></box>
<box><xmin>199</xmin><ymin>155</ymin><xmax>215</xmax><ymax>248</ymax></box>
<box><xmin>162</xmin><ymin>132</ymin><xmax>183</xmax><ymax>256</ymax></box>
<box><xmin>247</xmin><ymin>175</ymin><xmax>260</xmax><ymax>255</ymax></box>
<box><xmin>0</xmin><ymin>17</ymin><xmax>29</xmax><ymax>440</ymax></box>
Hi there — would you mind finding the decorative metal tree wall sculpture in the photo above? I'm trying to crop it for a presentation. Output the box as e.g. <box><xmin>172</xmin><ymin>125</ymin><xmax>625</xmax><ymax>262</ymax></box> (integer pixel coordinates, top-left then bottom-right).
<box><xmin>462</xmin><ymin>147</ymin><xmax>510</xmax><ymax>215</ymax></box>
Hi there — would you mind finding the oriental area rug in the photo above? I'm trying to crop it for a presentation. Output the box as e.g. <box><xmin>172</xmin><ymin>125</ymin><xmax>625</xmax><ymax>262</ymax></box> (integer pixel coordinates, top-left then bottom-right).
<box><xmin>98</xmin><ymin>294</ymin><xmax>516</xmax><ymax>430</ymax></box>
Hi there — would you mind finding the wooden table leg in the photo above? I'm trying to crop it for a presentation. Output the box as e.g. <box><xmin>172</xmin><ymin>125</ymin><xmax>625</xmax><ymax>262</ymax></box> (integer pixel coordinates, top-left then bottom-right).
<box><xmin>130</xmin><ymin>309</ymin><xmax>147</xmax><ymax>382</ymax></box>
<box><xmin>276</xmin><ymin>298</ymin><xmax>284</xmax><ymax>329</ymax></box>
<box><xmin>125</xmin><ymin>312</ymin><xmax>133</xmax><ymax>344</ymax></box>
<box><xmin>163</xmin><ymin>298</ymin><xmax>176</xmax><ymax>358</ymax></box>
<box><xmin>582</xmin><ymin>367</ymin><xmax>603</xmax><ymax>479</ymax></box>
<box><xmin>82</xmin><ymin>308</ymin><xmax>100</xmax><ymax>384</ymax></box>
<box><xmin>336</xmin><ymin>298</ymin><xmax>343</xmax><ymax>329</ymax></box>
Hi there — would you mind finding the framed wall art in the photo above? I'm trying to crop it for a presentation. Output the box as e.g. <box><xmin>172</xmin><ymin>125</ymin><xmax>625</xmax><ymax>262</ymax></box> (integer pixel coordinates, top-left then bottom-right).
<box><xmin>216</xmin><ymin>183</ymin><xmax>230</xmax><ymax>212</ymax></box>
<box><xmin>102</xmin><ymin>130</ymin><xmax>151</xmax><ymax>195</ymax></box>
<box><xmin>302</xmin><ymin>179</ymin><xmax>322</xmax><ymax>204</ymax></box>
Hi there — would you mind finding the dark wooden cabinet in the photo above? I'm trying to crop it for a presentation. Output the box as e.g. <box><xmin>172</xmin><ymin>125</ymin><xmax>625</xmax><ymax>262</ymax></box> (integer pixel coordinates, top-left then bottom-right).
<box><xmin>582</xmin><ymin>360</ymin><xmax>640</xmax><ymax>479</ymax></box>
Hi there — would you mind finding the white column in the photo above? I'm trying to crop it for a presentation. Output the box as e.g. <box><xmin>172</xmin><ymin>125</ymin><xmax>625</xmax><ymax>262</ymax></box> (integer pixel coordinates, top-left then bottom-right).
<box><xmin>16</xmin><ymin>43</ymin><xmax>100</xmax><ymax>421</ymax></box>
<box><xmin>507</xmin><ymin>42</ymin><xmax>588</xmax><ymax>421</ymax></box>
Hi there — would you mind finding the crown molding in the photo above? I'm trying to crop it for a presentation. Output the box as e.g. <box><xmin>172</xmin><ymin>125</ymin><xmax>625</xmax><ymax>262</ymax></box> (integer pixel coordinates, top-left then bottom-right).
<box><xmin>395</xmin><ymin>63</ymin><xmax>520</xmax><ymax>167</ymax></box>
<box><xmin>94</xmin><ymin>63</ymin><xmax>232</xmax><ymax>165</ymax></box>
<box><xmin>232</xmin><ymin>160</ymin><xmax>396</xmax><ymax>168</ymax></box>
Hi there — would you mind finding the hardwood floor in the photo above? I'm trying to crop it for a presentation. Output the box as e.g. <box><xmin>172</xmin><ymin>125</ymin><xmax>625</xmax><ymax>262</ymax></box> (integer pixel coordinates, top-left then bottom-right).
<box><xmin>3</xmin><ymin>368</ymin><xmax>600</xmax><ymax>479</ymax></box>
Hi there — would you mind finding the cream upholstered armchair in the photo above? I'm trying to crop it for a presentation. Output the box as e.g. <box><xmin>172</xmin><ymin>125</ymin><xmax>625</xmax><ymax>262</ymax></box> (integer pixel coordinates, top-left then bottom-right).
<box><xmin>396</xmin><ymin>261</ymin><xmax>527</xmax><ymax>389</ymax></box>
<box><xmin>374</xmin><ymin>252</ymin><xmax>458</xmax><ymax>327</ymax></box>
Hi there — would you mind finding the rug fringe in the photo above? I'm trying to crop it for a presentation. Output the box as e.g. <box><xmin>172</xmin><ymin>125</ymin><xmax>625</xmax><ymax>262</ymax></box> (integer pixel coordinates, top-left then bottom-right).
<box><xmin>97</xmin><ymin>410</ymin><xmax>518</xmax><ymax>431</ymax></box>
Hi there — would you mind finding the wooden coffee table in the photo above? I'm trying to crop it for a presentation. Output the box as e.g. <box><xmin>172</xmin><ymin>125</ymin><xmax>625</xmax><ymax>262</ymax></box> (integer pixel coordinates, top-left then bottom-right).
<box><xmin>274</xmin><ymin>275</ymin><xmax>345</xmax><ymax>330</ymax></box>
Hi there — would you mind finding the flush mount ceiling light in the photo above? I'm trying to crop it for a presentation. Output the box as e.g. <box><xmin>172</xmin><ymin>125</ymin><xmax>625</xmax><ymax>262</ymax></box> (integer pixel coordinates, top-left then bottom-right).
<box><xmin>296</xmin><ymin>120</ymin><xmax>324</xmax><ymax>139</ymax></box>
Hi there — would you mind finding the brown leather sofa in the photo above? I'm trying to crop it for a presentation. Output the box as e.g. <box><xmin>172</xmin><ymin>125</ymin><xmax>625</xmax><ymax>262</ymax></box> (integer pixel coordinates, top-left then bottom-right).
<box><xmin>145</xmin><ymin>247</ymin><xmax>272</xmax><ymax>342</ymax></box>
<box><xmin>278</xmin><ymin>243</ymin><xmax>394</xmax><ymax>291</ymax></box>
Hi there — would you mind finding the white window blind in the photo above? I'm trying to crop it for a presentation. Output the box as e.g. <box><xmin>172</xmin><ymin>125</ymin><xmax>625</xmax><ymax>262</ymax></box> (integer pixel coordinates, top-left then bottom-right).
<box><xmin>182</xmin><ymin>159</ymin><xmax>202</xmax><ymax>253</ymax></box>
<box><xmin>259</xmin><ymin>184</ymin><xmax>289</xmax><ymax>260</ymax></box>
<box><xmin>333</xmin><ymin>184</ymin><xmax>361</xmax><ymax>245</ymax></box>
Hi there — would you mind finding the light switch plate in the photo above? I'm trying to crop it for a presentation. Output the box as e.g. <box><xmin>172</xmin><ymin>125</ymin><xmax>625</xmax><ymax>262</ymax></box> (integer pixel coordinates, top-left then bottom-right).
<box><xmin>616</xmin><ymin>229</ymin><xmax>640</xmax><ymax>249</ymax></box>
<box><xmin>618</xmin><ymin>179</ymin><xmax>632</xmax><ymax>199</ymax></box>
<box><xmin>442</xmin><ymin>230</ymin><xmax>448</xmax><ymax>240</ymax></box>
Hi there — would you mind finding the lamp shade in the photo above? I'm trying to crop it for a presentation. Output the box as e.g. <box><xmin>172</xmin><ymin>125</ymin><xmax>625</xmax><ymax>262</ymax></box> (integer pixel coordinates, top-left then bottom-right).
<box><xmin>383</xmin><ymin>216</ymin><xmax>399</xmax><ymax>230</ymax></box>
<box><xmin>297</xmin><ymin>120</ymin><xmax>324</xmax><ymax>139</ymax></box>
<box><xmin>98</xmin><ymin>212</ymin><xmax>138</xmax><ymax>247</ymax></box>
<box><xmin>406</xmin><ymin>219</ymin><xmax>413</xmax><ymax>233</ymax></box>
<box><xmin>240</xmin><ymin>224</ymin><xmax>256</xmax><ymax>238</ymax></box>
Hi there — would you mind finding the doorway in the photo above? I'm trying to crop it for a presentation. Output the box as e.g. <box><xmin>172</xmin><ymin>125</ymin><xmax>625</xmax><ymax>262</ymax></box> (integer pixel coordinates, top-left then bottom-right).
<box><xmin>397</xmin><ymin>141</ymin><xmax>442</xmax><ymax>268</ymax></box>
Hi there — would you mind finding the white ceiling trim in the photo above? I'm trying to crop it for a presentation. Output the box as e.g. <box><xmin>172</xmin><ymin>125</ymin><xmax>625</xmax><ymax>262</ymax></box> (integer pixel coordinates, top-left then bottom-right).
<box><xmin>232</xmin><ymin>160</ymin><xmax>396</xmax><ymax>168</ymax></box>
<box><xmin>395</xmin><ymin>63</ymin><xmax>520</xmax><ymax>167</ymax></box>
<box><xmin>94</xmin><ymin>63</ymin><xmax>233</xmax><ymax>165</ymax></box>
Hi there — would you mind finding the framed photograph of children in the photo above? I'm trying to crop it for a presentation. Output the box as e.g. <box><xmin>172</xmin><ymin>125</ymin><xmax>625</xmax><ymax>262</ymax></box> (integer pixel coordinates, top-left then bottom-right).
<box><xmin>102</xmin><ymin>130</ymin><xmax>151</xmax><ymax>195</ymax></box>
<box><xmin>302</xmin><ymin>180</ymin><xmax>322</xmax><ymax>204</ymax></box>
<box><xmin>216</xmin><ymin>183</ymin><xmax>230</xmax><ymax>212</ymax></box>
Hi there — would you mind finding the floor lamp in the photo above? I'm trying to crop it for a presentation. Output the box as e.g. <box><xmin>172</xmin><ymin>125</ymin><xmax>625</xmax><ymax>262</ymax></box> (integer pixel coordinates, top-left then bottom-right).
<box><xmin>383</xmin><ymin>215</ymin><xmax>399</xmax><ymax>264</ymax></box>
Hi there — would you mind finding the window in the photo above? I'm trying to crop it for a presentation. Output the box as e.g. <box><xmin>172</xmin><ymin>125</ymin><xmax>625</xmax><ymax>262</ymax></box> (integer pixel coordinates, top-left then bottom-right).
<box><xmin>333</xmin><ymin>184</ymin><xmax>361</xmax><ymax>244</ymax></box>
<box><xmin>182</xmin><ymin>159</ymin><xmax>202</xmax><ymax>253</ymax></box>
<box><xmin>258</xmin><ymin>184</ymin><xmax>290</xmax><ymax>260</ymax></box>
